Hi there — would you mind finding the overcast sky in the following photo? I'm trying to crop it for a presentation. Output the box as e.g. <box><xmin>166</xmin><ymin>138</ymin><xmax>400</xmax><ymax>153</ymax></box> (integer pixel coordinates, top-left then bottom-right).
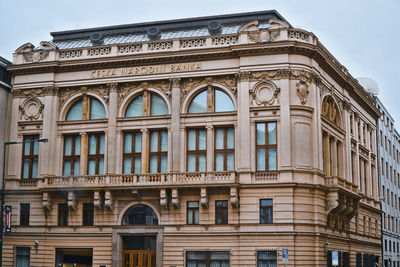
<box><xmin>1</xmin><ymin>0</ymin><xmax>399</xmax><ymax>127</ymax></box>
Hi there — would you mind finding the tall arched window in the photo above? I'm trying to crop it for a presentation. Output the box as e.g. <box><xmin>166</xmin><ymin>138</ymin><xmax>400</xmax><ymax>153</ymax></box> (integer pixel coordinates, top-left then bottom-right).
<box><xmin>125</xmin><ymin>91</ymin><xmax>168</xmax><ymax>117</ymax></box>
<box><xmin>188</xmin><ymin>88</ymin><xmax>234</xmax><ymax>114</ymax></box>
<box><xmin>66</xmin><ymin>96</ymin><xmax>106</xmax><ymax>121</ymax></box>
<box><xmin>122</xmin><ymin>204</ymin><xmax>159</xmax><ymax>225</ymax></box>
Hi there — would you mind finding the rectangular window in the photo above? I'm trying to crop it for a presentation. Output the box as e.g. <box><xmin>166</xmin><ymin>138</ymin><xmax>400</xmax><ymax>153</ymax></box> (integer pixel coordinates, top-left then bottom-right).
<box><xmin>88</xmin><ymin>133</ymin><xmax>105</xmax><ymax>175</ymax></box>
<box><xmin>186</xmin><ymin>251</ymin><xmax>229</xmax><ymax>267</ymax></box>
<box><xmin>256</xmin><ymin>122</ymin><xmax>277</xmax><ymax>171</ymax></box>
<box><xmin>215</xmin><ymin>200</ymin><xmax>228</xmax><ymax>225</ymax></box>
<box><xmin>257</xmin><ymin>251</ymin><xmax>277</xmax><ymax>267</ymax></box>
<box><xmin>187</xmin><ymin>201</ymin><xmax>199</xmax><ymax>225</ymax></box>
<box><xmin>21</xmin><ymin>135</ymin><xmax>39</xmax><ymax>179</ymax></box>
<box><xmin>215</xmin><ymin>127</ymin><xmax>235</xmax><ymax>171</ymax></box>
<box><xmin>123</xmin><ymin>131</ymin><xmax>142</xmax><ymax>174</ymax></box>
<box><xmin>260</xmin><ymin>199</ymin><xmax>273</xmax><ymax>224</ymax></box>
<box><xmin>16</xmin><ymin>247</ymin><xmax>30</xmax><ymax>267</ymax></box>
<box><xmin>20</xmin><ymin>203</ymin><xmax>30</xmax><ymax>226</ymax></box>
<box><xmin>63</xmin><ymin>135</ymin><xmax>81</xmax><ymax>176</ymax></box>
<box><xmin>149</xmin><ymin>130</ymin><xmax>168</xmax><ymax>173</ymax></box>
<box><xmin>187</xmin><ymin>128</ymin><xmax>206</xmax><ymax>172</ymax></box>
<box><xmin>82</xmin><ymin>203</ymin><xmax>94</xmax><ymax>226</ymax></box>
<box><xmin>58</xmin><ymin>203</ymin><xmax>68</xmax><ymax>226</ymax></box>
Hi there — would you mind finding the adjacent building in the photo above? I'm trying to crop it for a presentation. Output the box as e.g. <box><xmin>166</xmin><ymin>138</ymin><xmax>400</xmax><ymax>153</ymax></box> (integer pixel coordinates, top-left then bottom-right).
<box><xmin>4</xmin><ymin>10</ymin><xmax>381</xmax><ymax>267</ymax></box>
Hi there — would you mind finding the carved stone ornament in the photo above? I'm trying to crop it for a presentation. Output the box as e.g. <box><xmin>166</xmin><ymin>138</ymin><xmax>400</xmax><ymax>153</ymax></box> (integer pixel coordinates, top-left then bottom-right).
<box><xmin>296</xmin><ymin>77</ymin><xmax>309</xmax><ymax>105</ymax></box>
<box><xmin>251</xmin><ymin>68</ymin><xmax>321</xmax><ymax>84</ymax></box>
<box><xmin>15</xmin><ymin>41</ymin><xmax>56</xmax><ymax>63</ymax></box>
<box><xmin>12</xmin><ymin>85</ymin><xmax>58</xmax><ymax>98</ymax></box>
<box><xmin>23</xmin><ymin>50</ymin><xmax>49</xmax><ymax>63</ymax></box>
<box><xmin>19</xmin><ymin>97</ymin><xmax>44</xmax><ymax>121</ymax></box>
<box><xmin>250</xmin><ymin>79</ymin><xmax>280</xmax><ymax>106</ymax></box>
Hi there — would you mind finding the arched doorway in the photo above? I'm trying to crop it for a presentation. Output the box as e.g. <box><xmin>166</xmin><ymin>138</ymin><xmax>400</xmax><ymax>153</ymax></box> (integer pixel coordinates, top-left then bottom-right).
<box><xmin>121</xmin><ymin>204</ymin><xmax>158</xmax><ymax>267</ymax></box>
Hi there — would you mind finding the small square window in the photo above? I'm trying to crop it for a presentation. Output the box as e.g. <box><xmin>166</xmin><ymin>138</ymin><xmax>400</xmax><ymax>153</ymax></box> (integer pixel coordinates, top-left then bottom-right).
<box><xmin>260</xmin><ymin>199</ymin><xmax>273</xmax><ymax>224</ymax></box>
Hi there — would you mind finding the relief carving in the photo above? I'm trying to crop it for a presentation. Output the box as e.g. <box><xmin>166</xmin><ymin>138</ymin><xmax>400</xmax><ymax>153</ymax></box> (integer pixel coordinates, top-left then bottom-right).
<box><xmin>250</xmin><ymin>79</ymin><xmax>280</xmax><ymax>106</ymax></box>
<box><xmin>296</xmin><ymin>77</ymin><xmax>309</xmax><ymax>105</ymax></box>
<box><xmin>19</xmin><ymin>97</ymin><xmax>44</xmax><ymax>121</ymax></box>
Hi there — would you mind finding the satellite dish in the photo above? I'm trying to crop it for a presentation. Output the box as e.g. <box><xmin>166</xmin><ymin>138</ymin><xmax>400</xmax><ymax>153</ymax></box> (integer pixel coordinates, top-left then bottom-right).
<box><xmin>357</xmin><ymin>77</ymin><xmax>380</xmax><ymax>96</ymax></box>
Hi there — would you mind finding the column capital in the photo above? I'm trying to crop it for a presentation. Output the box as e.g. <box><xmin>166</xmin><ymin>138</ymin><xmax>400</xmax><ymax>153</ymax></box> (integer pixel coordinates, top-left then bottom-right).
<box><xmin>235</xmin><ymin>71</ymin><xmax>251</xmax><ymax>82</ymax></box>
<box><xmin>141</xmin><ymin>128</ymin><xmax>148</xmax><ymax>134</ymax></box>
<box><xmin>169</xmin><ymin>78</ymin><xmax>181</xmax><ymax>88</ymax></box>
<box><xmin>107</xmin><ymin>82</ymin><xmax>118</xmax><ymax>92</ymax></box>
<box><xmin>206</xmin><ymin>124</ymin><xmax>213</xmax><ymax>130</ymax></box>
<box><xmin>79</xmin><ymin>132</ymin><xmax>87</xmax><ymax>136</ymax></box>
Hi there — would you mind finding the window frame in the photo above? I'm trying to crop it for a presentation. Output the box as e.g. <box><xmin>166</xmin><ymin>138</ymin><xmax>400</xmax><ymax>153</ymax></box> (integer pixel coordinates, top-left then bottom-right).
<box><xmin>82</xmin><ymin>203</ymin><xmax>94</xmax><ymax>226</ymax></box>
<box><xmin>65</xmin><ymin>95</ymin><xmax>106</xmax><ymax>121</ymax></box>
<box><xmin>123</xmin><ymin>131</ymin><xmax>142</xmax><ymax>174</ymax></box>
<box><xmin>214</xmin><ymin>126</ymin><xmax>235</xmax><ymax>171</ymax></box>
<box><xmin>87</xmin><ymin>133</ymin><xmax>105</xmax><ymax>175</ymax></box>
<box><xmin>21</xmin><ymin>135</ymin><xmax>39</xmax><ymax>179</ymax></box>
<box><xmin>63</xmin><ymin>134</ymin><xmax>81</xmax><ymax>176</ymax></box>
<box><xmin>257</xmin><ymin>251</ymin><xmax>277</xmax><ymax>267</ymax></box>
<box><xmin>125</xmin><ymin>91</ymin><xmax>169</xmax><ymax>117</ymax></box>
<box><xmin>187</xmin><ymin>201</ymin><xmax>199</xmax><ymax>225</ymax></box>
<box><xmin>15</xmin><ymin>246</ymin><xmax>30</xmax><ymax>267</ymax></box>
<box><xmin>215</xmin><ymin>200</ymin><xmax>228</xmax><ymax>225</ymax></box>
<box><xmin>260</xmin><ymin>199</ymin><xmax>273</xmax><ymax>224</ymax></box>
<box><xmin>187</xmin><ymin>87</ymin><xmax>235</xmax><ymax>114</ymax></box>
<box><xmin>20</xmin><ymin>203</ymin><xmax>30</xmax><ymax>226</ymax></box>
<box><xmin>186</xmin><ymin>128</ymin><xmax>207</xmax><ymax>172</ymax></box>
<box><xmin>256</xmin><ymin>122</ymin><xmax>277</xmax><ymax>172</ymax></box>
<box><xmin>149</xmin><ymin>129</ymin><xmax>168</xmax><ymax>173</ymax></box>
<box><xmin>186</xmin><ymin>251</ymin><xmax>230</xmax><ymax>267</ymax></box>
<box><xmin>58</xmin><ymin>203</ymin><xmax>69</xmax><ymax>226</ymax></box>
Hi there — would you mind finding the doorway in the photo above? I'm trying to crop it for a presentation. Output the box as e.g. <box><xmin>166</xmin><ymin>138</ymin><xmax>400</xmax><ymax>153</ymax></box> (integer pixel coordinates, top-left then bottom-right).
<box><xmin>122</xmin><ymin>236</ymin><xmax>156</xmax><ymax>267</ymax></box>
<box><xmin>55</xmin><ymin>248</ymin><xmax>93</xmax><ymax>267</ymax></box>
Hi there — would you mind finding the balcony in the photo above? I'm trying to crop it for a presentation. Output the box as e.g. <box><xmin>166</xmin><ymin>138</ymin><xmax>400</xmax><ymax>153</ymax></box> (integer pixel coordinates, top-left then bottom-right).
<box><xmin>34</xmin><ymin>171</ymin><xmax>237</xmax><ymax>191</ymax></box>
<box><xmin>325</xmin><ymin>176</ymin><xmax>358</xmax><ymax>194</ymax></box>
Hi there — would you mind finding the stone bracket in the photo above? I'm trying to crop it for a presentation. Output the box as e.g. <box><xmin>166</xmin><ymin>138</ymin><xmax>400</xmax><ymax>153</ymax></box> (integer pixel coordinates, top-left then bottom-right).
<box><xmin>131</xmin><ymin>189</ymin><xmax>141</xmax><ymax>200</ymax></box>
<box><xmin>68</xmin><ymin>191</ymin><xmax>77</xmax><ymax>211</ymax></box>
<box><xmin>93</xmin><ymin>191</ymin><xmax>104</xmax><ymax>210</ymax></box>
<box><xmin>172</xmin><ymin>188</ymin><xmax>180</xmax><ymax>209</ymax></box>
<box><xmin>105</xmin><ymin>191</ymin><xmax>113</xmax><ymax>210</ymax></box>
<box><xmin>42</xmin><ymin>192</ymin><xmax>52</xmax><ymax>212</ymax></box>
<box><xmin>200</xmin><ymin>188</ymin><xmax>208</xmax><ymax>209</ymax></box>
<box><xmin>160</xmin><ymin>189</ymin><xmax>168</xmax><ymax>208</ymax></box>
<box><xmin>230</xmin><ymin>187</ymin><xmax>239</xmax><ymax>208</ymax></box>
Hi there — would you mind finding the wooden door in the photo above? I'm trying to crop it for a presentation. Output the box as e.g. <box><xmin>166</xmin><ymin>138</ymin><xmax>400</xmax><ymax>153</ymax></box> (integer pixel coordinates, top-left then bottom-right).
<box><xmin>122</xmin><ymin>250</ymin><xmax>156</xmax><ymax>267</ymax></box>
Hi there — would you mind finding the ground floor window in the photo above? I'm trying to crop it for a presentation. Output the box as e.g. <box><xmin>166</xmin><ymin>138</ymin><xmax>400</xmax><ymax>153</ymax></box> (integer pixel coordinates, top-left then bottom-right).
<box><xmin>186</xmin><ymin>251</ymin><xmax>229</xmax><ymax>267</ymax></box>
<box><xmin>16</xmin><ymin>247</ymin><xmax>30</xmax><ymax>267</ymax></box>
<box><xmin>257</xmin><ymin>251</ymin><xmax>277</xmax><ymax>267</ymax></box>
<box><xmin>55</xmin><ymin>248</ymin><xmax>92</xmax><ymax>267</ymax></box>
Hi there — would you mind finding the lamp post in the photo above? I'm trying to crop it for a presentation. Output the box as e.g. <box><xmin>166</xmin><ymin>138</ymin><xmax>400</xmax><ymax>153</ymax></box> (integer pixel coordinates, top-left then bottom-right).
<box><xmin>0</xmin><ymin>138</ymin><xmax>48</xmax><ymax>267</ymax></box>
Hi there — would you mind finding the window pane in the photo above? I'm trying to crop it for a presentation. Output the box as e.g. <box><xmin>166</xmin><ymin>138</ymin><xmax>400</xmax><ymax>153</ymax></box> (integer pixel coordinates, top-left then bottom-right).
<box><xmin>188</xmin><ymin>201</ymin><xmax>199</xmax><ymax>208</ymax></box>
<box><xmin>187</xmin><ymin>251</ymin><xmax>206</xmax><ymax>260</ymax></box>
<box><xmin>32</xmin><ymin>159</ymin><xmax>38</xmax><ymax>178</ymax></box>
<box><xmin>73</xmin><ymin>160</ymin><xmax>80</xmax><ymax>175</ymax></box>
<box><xmin>22</xmin><ymin>159</ymin><xmax>29</xmax><ymax>179</ymax></box>
<box><xmin>134</xmin><ymin>157</ymin><xmax>141</xmax><ymax>173</ymax></box>
<box><xmin>63</xmin><ymin>160</ymin><xmax>71</xmax><ymax>176</ymax></box>
<box><xmin>66</xmin><ymin>100</ymin><xmax>83</xmax><ymax>121</ymax></box>
<box><xmin>216</xmin><ymin>128</ymin><xmax>224</xmax><ymax>149</ymax></box>
<box><xmin>187</xmin><ymin>209</ymin><xmax>193</xmax><ymax>224</ymax></box>
<box><xmin>160</xmin><ymin>156</ymin><xmax>167</xmax><ymax>172</ymax></box>
<box><xmin>188</xmin><ymin>130</ymin><xmax>196</xmax><ymax>151</ymax></box>
<box><xmin>261</xmin><ymin>199</ymin><xmax>272</xmax><ymax>206</ymax></box>
<box><xmin>90</xmin><ymin>98</ymin><xmax>106</xmax><ymax>119</ymax></box>
<box><xmin>64</xmin><ymin>136</ymin><xmax>72</xmax><ymax>156</ymax></box>
<box><xmin>211</xmin><ymin>251</ymin><xmax>230</xmax><ymax>260</ymax></box>
<box><xmin>257</xmin><ymin>149</ymin><xmax>266</xmax><ymax>171</ymax></box>
<box><xmin>124</xmin><ymin>133</ymin><xmax>132</xmax><ymax>153</ymax></box>
<box><xmin>150</xmin><ymin>94</ymin><xmax>168</xmax><ymax>115</ymax></box>
<box><xmin>188</xmin><ymin>155</ymin><xmax>196</xmax><ymax>172</ymax></box>
<box><xmin>188</xmin><ymin>90</ymin><xmax>207</xmax><ymax>113</ymax></box>
<box><xmin>216</xmin><ymin>153</ymin><xmax>224</xmax><ymax>171</ymax></box>
<box><xmin>150</xmin><ymin>156</ymin><xmax>158</xmax><ymax>173</ymax></box>
<box><xmin>23</xmin><ymin>137</ymin><xmax>30</xmax><ymax>156</ymax></box>
<box><xmin>226</xmin><ymin>127</ymin><xmax>234</xmax><ymax>149</ymax></box>
<box><xmin>88</xmin><ymin>159</ymin><xmax>96</xmax><ymax>175</ymax></box>
<box><xmin>199</xmin><ymin>129</ymin><xmax>206</xmax><ymax>150</ymax></box>
<box><xmin>215</xmin><ymin>89</ymin><xmax>234</xmax><ymax>112</ymax></box>
<box><xmin>260</xmin><ymin>208</ymin><xmax>266</xmax><ymax>224</ymax></box>
<box><xmin>134</xmin><ymin>133</ymin><xmax>142</xmax><ymax>153</ymax></box>
<box><xmin>194</xmin><ymin>209</ymin><xmax>199</xmax><ymax>224</ymax></box>
<box><xmin>257</xmin><ymin>123</ymin><xmax>266</xmax><ymax>145</ymax></box>
<box><xmin>89</xmin><ymin>135</ymin><xmax>97</xmax><ymax>155</ymax></box>
<box><xmin>99</xmin><ymin>134</ymin><xmax>105</xmax><ymax>154</ymax></box>
<box><xmin>98</xmin><ymin>158</ymin><xmax>104</xmax><ymax>174</ymax></box>
<box><xmin>268</xmin><ymin>122</ymin><xmax>277</xmax><ymax>145</ymax></box>
<box><xmin>125</xmin><ymin>95</ymin><xmax>143</xmax><ymax>117</ymax></box>
<box><xmin>268</xmin><ymin>148</ymin><xmax>277</xmax><ymax>171</ymax></box>
<box><xmin>227</xmin><ymin>153</ymin><xmax>234</xmax><ymax>170</ymax></box>
<box><xmin>74</xmin><ymin>136</ymin><xmax>81</xmax><ymax>155</ymax></box>
<box><xmin>124</xmin><ymin>157</ymin><xmax>131</xmax><ymax>174</ymax></box>
<box><xmin>32</xmin><ymin>136</ymin><xmax>39</xmax><ymax>155</ymax></box>
<box><xmin>150</xmin><ymin>132</ymin><xmax>158</xmax><ymax>152</ymax></box>
<box><xmin>199</xmin><ymin>154</ymin><xmax>206</xmax><ymax>172</ymax></box>
<box><xmin>160</xmin><ymin>131</ymin><xmax>168</xmax><ymax>151</ymax></box>
<box><xmin>267</xmin><ymin>207</ymin><xmax>273</xmax><ymax>223</ymax></box>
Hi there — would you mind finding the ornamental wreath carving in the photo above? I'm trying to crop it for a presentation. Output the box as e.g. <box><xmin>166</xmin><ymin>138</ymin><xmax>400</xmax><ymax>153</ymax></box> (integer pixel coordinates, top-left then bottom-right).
<box><xmin>19</xmin><ymin>97</ymin><xmax>44</xmax><ymax>121</ymax></box>
<box><xmin>250</xmin><ymin>79</ymin><xmax>280</xmax><ymax>106</ymax></box>
<box><xmin>296</xmin><ymin>77</ymin><xmax>309</xmax><ymax>105</ymax></box>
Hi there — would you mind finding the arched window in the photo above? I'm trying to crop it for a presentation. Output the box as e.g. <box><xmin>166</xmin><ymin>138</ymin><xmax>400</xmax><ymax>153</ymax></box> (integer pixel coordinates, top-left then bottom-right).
<box><xmin>125</xmin><ymin>91</ymin><xmax>168</xmax><ymax>117</ymax></box>
<box><xmin>122</xmin><ymin>204</ymin><xmax>159</xmax><ymax>225</ymax></box>
<box><xmin>188</xmin><ymin>88</ymin><xmax>234</xmax><ymax>113</ymax></box>
<box><xmin>66</xmin><ymin>96</ymin><xmax>106</xmax><ymax>121</ymax></box>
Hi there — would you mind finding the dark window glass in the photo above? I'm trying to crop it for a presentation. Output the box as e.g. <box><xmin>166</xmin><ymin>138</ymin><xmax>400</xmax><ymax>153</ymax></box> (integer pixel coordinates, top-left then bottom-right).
<box><xmin>257</xmin><ymin>251</ymin><xmax>276</xmax><ymax>267</ymax></box>
<box><xmin>122</xmin><ymin>204</ymin><xmax>158</xmax><ymax>225</ymax></box>
<box><xmin>20</xmin><ymin>203</ymin><xmax>30</xmax><ymax>226</ymax></box>
<box><xmin>256</xmin><ymin>122</ymin><xmax>277</xmax><ymax>171</ymax></box>
<box><xmin>88</xmin><ymin>133</ymin><xmax>105</xmax><ymax>175</ymax></box>
<box><xmin>123</xmin><ymin>131</ymin><xmax>142</xmax><ymax>174</ymax></box>
<box><xmin>187</xmin><ymin>129</ymin><xmax>206</xmax><ymax>172</ymax></box>
<box><xmin>63</xmin><ymin>135</ymin><xmax>81</xmax><ymax>176</ymax></box>
<box><xmin>187</xmin><ymin>201</ymin><xmax>199</xmax><ymax>225</ymax></box>
<box><xmin>186</xmin><ymin>251</ymin><xmax>230</xmax><ymax>267</ymax></box>
<box><xmin>16</xmin><ymin>247</ymin><xmax>30</xmax><ymax>267</ymax></box>
<box><xmin>149</xmin><ymin>130</ymin><xmax>168</xmax><ymax>173</ymax></box>
<box><xmin>58</xmin><ymin>204</ymin><xmax>68</xmax><ymax>226</ymax></box>
<box><xmin>260</xmin><ymin>199</ymin><xmax>273</xmax><ymax>224</ymax></box>
<box><xmin>21</xmin><ymin>135</ymin><xmax>39</xmax><ymax>179</ymax></box>
<box><xmin>83</xmin><ymin>203</ymin><xmax>94</xmax><ymax>226</ymax></box>
<box><xmin>215</xmin><ymin>200</ymin><xmax>228</xmax><ymax>225</ymax></box>
<box><xmin>215</xmin><ymin>127</ymin><xmax>235</xmax><ymax>171</ymax></box>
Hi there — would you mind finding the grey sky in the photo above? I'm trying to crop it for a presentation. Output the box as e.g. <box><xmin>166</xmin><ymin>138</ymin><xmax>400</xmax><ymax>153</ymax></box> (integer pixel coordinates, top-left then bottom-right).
<box><xmin>1</xmin><ymin>0</ymin><xmax>399</xmax><ymax>127</ymax></box>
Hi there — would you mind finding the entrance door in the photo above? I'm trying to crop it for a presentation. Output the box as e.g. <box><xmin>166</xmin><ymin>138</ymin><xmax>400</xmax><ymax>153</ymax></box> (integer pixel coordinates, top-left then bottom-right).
<box><xmin>122</xmin><ymin>250</ymin><xmax>156</xmax><ymax>267</ymax></box>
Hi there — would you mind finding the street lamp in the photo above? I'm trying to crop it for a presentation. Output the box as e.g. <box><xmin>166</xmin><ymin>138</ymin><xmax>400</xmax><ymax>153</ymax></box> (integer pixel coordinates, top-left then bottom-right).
<box><xmin>0</xmin><ymin>138</ymin><xmax>48</xmax><ymax>266</ymax></box>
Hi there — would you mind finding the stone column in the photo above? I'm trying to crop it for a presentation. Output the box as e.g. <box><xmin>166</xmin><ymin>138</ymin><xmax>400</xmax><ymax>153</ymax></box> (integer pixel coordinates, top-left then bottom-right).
<box><xmin>168</xmin><ymin>128</ymin><xmax>173</xmax><ymax>172</ymax></box>
<box><xmin>330</xmin><ymin>137</ymin><xmax>337</xmax><ymax>177</ymax></box>
<box><xmin>107</xmin><ymin>82</ymin><xmax>118</xmax><ymax>174</ymax></box>
<box><xmin>206</xmin><ymin>125</ymin><xmax>213</xmax><ymax>172</ymax></box>
<box><xmin>323</xmin><ymin>133</ymin><xmax>331</xmax><ymax>176</ymax></box>
<box><xmin>170</xmin><ymin>78</ymin><xmax>181</xmax><ymax>172</ymax></box>
<box><xmin>359</xmin><ymin>159</ymin><xmax>365</xmax><ymax>194</ymax></box>
<box><xmin>80</xmin><ymin>132</ymin><xmax>88</xmax><ymax>175</ymax></box>
<box><xmin>141</xmin><ymin>128</ymin><xmax>149</xmax><ymax>173</ymax></box>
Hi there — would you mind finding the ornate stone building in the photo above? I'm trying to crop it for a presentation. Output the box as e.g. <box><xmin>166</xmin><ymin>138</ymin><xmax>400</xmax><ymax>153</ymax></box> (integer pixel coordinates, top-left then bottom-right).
<box><xmin>4</xmin><ymin>10</ymin><xmax>381</xmax><ymax>267</ymax></box>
